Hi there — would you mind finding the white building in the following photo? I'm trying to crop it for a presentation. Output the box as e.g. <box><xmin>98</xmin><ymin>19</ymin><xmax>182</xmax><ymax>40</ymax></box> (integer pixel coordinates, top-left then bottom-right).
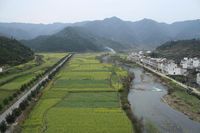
<box><xmin>163</xmin><ymin>61</ymin><xmax>185</xmax><ymax>75</ymax></box>
<box><xmin>180</xmin><ymin>57</ymin><xmax>200</xmax><ymax>69</ymax></box>
<box><xmin>0</xmin><ymin>67</ymin><xmax>3</xmax><ymax>73</ymax></box>
<box><xmin>146</xmin><ymin>51</ymin><xmax>152</xmax><ymax>54</ymax></box>
<box><xmin>139</xmin><ymin>51</ymin><xmax>143</xmax><ymax>55</ymax></box>
<box><xmin>197</xmin><ymin>73</ymin><xmax>200</xmax><ymax>85</ymax></box>
<box><xmin>193</xmin><ymin>58</ymin><xmax>200</xmax><ymax>68</ymax></box>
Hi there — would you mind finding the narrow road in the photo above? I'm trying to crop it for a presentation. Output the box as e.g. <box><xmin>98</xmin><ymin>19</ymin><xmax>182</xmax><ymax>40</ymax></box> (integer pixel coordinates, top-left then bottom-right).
<box><xmin>135</xmin><ymin>61</ymin><xmax>200</xmax><ymax>96</ymax></box>
<box><xmin>0</xmin><ymin>54</ymin><xmax>72</xmax><ymax>123</ymax></box>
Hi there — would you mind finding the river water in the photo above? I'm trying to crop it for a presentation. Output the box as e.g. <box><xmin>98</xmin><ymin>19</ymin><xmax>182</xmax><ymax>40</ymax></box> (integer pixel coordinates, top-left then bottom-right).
<box><xmin>101</xmin><ymin>55</ymin><xmax>200</xmax><ymax>133</ymax></box>
<box><xmin>127</xmin><ymin>67</ymin><xmax>200</xmax><ymax>133</ymax></box>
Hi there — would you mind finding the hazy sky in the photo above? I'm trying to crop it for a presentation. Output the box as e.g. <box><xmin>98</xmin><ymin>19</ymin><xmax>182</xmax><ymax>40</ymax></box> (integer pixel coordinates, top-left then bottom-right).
<box><xmin>0</xmin><ymin>0</ymin><xmax>200</xmax><ymax>24</ymax></box>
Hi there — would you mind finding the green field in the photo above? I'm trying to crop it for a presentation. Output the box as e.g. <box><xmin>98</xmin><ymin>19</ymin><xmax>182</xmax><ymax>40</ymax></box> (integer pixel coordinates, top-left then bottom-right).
<box><xmin>0</xmin><ymin>53</ymin><xmax>67</xmax><ymax>105</ymax></box>
<box><xmin>22</xmin><ymin>54</ymin><xmax>132</xmax><ymax>133</ymax></box>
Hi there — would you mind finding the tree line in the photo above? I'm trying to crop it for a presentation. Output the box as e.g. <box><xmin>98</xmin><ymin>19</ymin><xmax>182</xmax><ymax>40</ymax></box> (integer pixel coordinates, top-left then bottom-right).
<box><xmin>0</xmin><ymin>54</ymin><xmax>72</xmax><ymax>133</ymax></box>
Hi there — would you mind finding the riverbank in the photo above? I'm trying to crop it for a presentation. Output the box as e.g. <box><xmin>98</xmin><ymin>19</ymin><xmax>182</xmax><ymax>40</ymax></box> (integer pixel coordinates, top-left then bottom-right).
<box><xmin>163</xmin><ymin>81</ymin><xmax>200</xmax><ymax>122</ymax></box>
<box><xmin>132</xmin><ymin>59</ymin><xmax>200</xmax><ymax>123</ymax></box>
<box><xmin>119</xmin><ymin>73</ymin><xmax>143</xmax><ymax>133</ymax></box>
<box><xmin>100</xmin><ymin>54</ymin><xmax>143</xmax><ymax>133</ymax></box>
<box><xmin>112</xmin><ymin>54</ymin><xmax>200</xmax><ymax>130</ymax></box>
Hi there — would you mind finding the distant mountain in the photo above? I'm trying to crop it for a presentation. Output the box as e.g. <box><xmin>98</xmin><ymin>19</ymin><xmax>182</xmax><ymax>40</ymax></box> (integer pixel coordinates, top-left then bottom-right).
<box><xmin>1</xmin><ymin>17</ymin><xmax>200</xmax><ymax>49</ymax></box>
<box><xmin>79</xmin><ymin>17</ymin><xmax>200</xmax><ymax>49</ymax></box>
<box><xmin>0</xmin><ymin>23</ymin><xmax>70</xmax><ymax>40</ymax></box>
<box><xmin>22</xmin><ymin>27</ymin><xmax>126</xmax><ymax>52</ymax></box>
<box><xmin>150</xmin><ymin>39</ymin><xmax>200</xmax><ymax>62</ymax></box>
<box><xmin>0</xmin><ymin>36</ymin><xmax>34</xmax><ymax>66</ymax></box>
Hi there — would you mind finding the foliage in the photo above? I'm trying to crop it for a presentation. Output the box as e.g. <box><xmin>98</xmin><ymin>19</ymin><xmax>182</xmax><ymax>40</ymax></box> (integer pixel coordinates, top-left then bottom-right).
<box><xmin>22</xmin><ymin>54</ymin><xmax>132</xmax><ymax>133</ymax></box>
<box><xmin>22</xmin><ymin>27</ymin><xmax>125</xmax><ymax>52</ymax></box>
<box><xmin>0</xmin><ymin>36</ymin><xmax>34</xmax><ymax>66</ymax></box>
<box><xmin>151</xmin><ymin>39</ymin><xmax>200</xmax><ymax>62</ymax></box>
<box><xmin>0</xmin><ymin>53</ymin><xmax>66</xmax><ymax>106</ymax></box>
<box><xmin>0</xmin><ymin>121</ymin><xmax>7</xmax><ymax>133</ymax></box>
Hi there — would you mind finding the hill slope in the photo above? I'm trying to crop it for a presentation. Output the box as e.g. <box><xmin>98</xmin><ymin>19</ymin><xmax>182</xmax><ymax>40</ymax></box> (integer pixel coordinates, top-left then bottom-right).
<box><xmin>0</xmin><ymin>23</ymin><xmax>70</xmax><ymax>40</ymax></box>
<box><xmin>151</xmin><ymin>39</ymin><xmax>200</xmax><ymax>62</ymax></box>
<box><xmin>22</xmin><ymin>27</ymin><xmax>126</xmax><ymax>52</ymax></box>
<box><xmin>0</xmin><ymin>36</ymin><xmax>34</xmax><ymax>65</ymax></box>
<box><xmin>80</xmin><ymin>17</ymin><xmax>200</xmax><ymax>49</ymax></box>
<box><xmin>2</xmin><ymin>17</ymin><xmax>200</xmax><ymax>49</ymax></box>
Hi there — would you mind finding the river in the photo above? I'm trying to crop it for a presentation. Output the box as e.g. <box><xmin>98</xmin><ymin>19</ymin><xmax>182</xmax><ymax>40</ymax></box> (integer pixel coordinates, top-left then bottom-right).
<box><xmin>127</xmin><ymin>67</ymin><xmax>200</xmax><ymax>133</ymax></box>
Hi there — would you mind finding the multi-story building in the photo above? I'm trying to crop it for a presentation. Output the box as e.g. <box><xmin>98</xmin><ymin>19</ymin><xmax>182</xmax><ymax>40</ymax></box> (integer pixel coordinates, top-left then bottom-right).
<box><xmin>163</xmin><ymin>61</ymin><xmax>184</xmax><ymax>75</ymax></box>
<box><xmin>180</xmin><ymin>57</ymin><xmax>200</xmax><ymax>69</ymax></box>
<box><xmin>197</xmin><ymin>73</ymin><xmax>200</xmax><ymax>85</ymax></box>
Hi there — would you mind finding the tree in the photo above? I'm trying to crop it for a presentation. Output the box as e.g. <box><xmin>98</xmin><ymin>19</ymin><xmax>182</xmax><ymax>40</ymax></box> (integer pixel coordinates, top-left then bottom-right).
<box><xmin>27</xmin><ymin>94</ymin><xmax>32</xmax><ymax>101</ymax></box>
<box><xmin>8</xmin><ymin>96</ymin><xmax>13</xmax><ymax>101</ymax></box>
<box><xmin>12</xmin><ymin>92</ymin><xmax>18</xmax><ymax>98</ymax></box>
<box><xmin>0</xmin><ymin>104</ymin><xmax>2</xmax><ymax>111</ymax></box>
<box><xmin>6</xmin><ymin>113</ymin><xmax>16</xmax><ymax>124</ymax></box>
<box><xmin>12</xmin><ymin>108</ymin><xmax>21</xmax><ymax>117</ymax></box>
<box><xmin>0</xmin><ymin>121</ymin><xmax>7</xmax><ymax>133</ymax></box>
<box><xmin>31</xmin><ymin>91</ymin><xmax>36</xmax><ymax>98</ymax></box>
<box><xmin>3</xmin><ymin>98</ymin><xmax>9</xmax><ymax>106</ymax></box>
<box><xmin>19</xmin><ymin>100</ymin><xmax>28</xmax><ymax>111</ymax></box>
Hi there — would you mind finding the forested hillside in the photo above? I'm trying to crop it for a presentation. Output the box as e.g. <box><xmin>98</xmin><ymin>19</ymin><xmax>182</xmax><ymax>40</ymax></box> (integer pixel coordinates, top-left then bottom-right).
<box><xmin>1</xmin><ymin>17</ymin><xmax>200</xmax><ymax>49</ymax></box>
<box><xmin>22</xmin><ymin>27</ymin><xmax>126</xmax><ymax>52</ymax></box>
<box><xmin>150</xmin><ymin>39</ymin><xmax>200</xmax><ymax>62</ymax></box>
<box><xmin>0</xmin><ymin>36</ymin><xmax>34</xmax><ymax>66</ymax></box>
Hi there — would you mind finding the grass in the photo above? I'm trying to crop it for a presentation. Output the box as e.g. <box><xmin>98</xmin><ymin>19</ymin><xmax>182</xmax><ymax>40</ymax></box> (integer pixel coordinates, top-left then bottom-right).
<box><xmin>21</xmin><ymin>53</ymin><xmax>132</xmax><ymax>133</ymax></box>
<box><xmin>0</xmin><ymin>90</ymin><xmax>15</xmax><ymax>103</ymax></box>
<box><xmin>166</xmin><ymin>81</ymin><xmax>200</xmax><ymax>113</ymax></box>
<box><xmin>0</xmin><ymin>53</ymin><xmax>67</xmax><ymax>105</ymax></box>
<box><xmin>45</xmin><ymin>108</ymin><xmax>132</xmax><ymax>133</ymax></box>
<box><xmin>23</xmin><ymin>99</ymin><xmax>60</xmax><ymax>128</ymax></box>
<box><xmin>56</xmin><ymin>92</ymin><xmax>120</xmax><ymax>108</ymax></box>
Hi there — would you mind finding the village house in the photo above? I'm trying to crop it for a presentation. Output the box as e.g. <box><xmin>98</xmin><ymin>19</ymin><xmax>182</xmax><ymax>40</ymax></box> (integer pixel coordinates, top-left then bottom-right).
<box><xmin>193</xmin><ymin>58</ymin><xmax>200</xmax><ymax>68</ymax></box>
<box><xmin>180</xmin><ymin>57</ymin><xmax>200</xmax><ymax>69</ymax></box>
<box><xmin>128</xmin><ymin>52</ymin><xmax>187</xmax><ymax>76</ymax></box>
<box><xmin>0</xmin><ymin>67</ymin><xmax>3</xmax><ymax>73</ymax></box>
<box><xmin>197</xmin><ymin>73</ymin><xmax>200</xmax><ymax>85</ymax></box>
<box><xmin>163</xmin><ymin>61</ymin><xmax>184</xmax><ymax>75</ymax></box>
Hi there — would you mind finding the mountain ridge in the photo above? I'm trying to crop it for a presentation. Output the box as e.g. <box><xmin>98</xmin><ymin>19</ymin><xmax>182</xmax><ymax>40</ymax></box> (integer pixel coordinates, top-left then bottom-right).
<box><xmin>1</xmin><ymin>17</ymin><xmax>200</xmax><ymax>49</ymax></box>
<box><xmin>0</xmin><ymin>36</ymin><xmax>34</xmax><ymax>66</ymax></box>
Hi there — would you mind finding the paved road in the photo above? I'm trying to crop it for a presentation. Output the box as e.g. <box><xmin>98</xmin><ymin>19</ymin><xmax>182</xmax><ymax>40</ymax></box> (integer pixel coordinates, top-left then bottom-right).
<box><xmin>0</xmin><ymin>54</ymin><xmax>72</xmax><ymax>123</ymax></box>
<box><xmin>136</xmin><ymin>61</ymin><xmax>200</xmax><ymax>96</ymax></box>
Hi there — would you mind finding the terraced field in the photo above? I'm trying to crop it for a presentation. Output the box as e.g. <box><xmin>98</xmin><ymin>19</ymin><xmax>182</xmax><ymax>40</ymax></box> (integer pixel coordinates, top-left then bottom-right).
<box><xmin>22</xmin><ymin>54</ymin><xmax>132</xmax><ymax>133</ymax></box>
<box><xmin>0</xmin><ymin>53</ymin><xmax>67</xmax><ymax>105</ymax></box>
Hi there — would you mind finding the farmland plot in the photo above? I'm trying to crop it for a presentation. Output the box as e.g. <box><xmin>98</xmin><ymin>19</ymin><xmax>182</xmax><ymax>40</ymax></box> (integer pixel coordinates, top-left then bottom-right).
<box><xmin>22</xmin><ymin>54</ymin><xmax>132</xmax><ymax>133</ymax></box>
<box><xmin>0</xmin><ymin>53</ymin><xmax>67</xmax><ymax>105</ymax></box>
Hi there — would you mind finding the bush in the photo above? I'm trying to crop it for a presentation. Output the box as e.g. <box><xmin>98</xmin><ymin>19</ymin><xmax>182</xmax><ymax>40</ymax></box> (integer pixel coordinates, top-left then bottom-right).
<box><xmin>8</xmin><ymin>96</ymin><xmax>13</xmax><ymax>101</ymax></box>
<box><xmin>3</xmin><ymin>98</ymin><xmax>9</xmax><ymax>106</ymax></box>
<box><xmin>20</xmin><ymin>86</ymin><xmax>25</xmax><ymax>92</ymax></box>
<box><xmin>31</xmin><ymin>91</ymin><xmax>37</xmax><ymax>98</ymax></box>
<box><xmin>12</xmin><ymin>108</ymin><xmax>22</xmax><ymax>117</ymax></box>
<box><xmin>16</xmin><ymin>90</ymin><xmax>21</xmax><ymax>95</ymax></box>
<box><xmin>0</xmin><ymin>121</ymin><xmax>7</xmax><ymax>133</ymax></box>
<box><xmin>19</xmin><ymin>100</ymin><xmax>28</xmax><ymax>111</ymax></box>
<box><xmin>6</xmin><ymin>113</ymin><xmax>16</xmax><ymax>124</ymax></box>
<box><xmin>12</xmin><ymin>92</ymin><xmax>18</xmax><ymax>98</ymax></box>
<box><xmin>27</xmin><ymin>94</ymin><xmax>32</xmax><ymax>101</ymax></box>
<box><xmin>0</xmin><ymin>104</ymin><xmax>2</xmax><ymax>111</ymax></box>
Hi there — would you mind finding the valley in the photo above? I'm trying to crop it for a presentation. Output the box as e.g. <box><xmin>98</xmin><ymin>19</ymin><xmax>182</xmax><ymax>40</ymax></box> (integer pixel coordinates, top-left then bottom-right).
<box><xmin>21</xmin><ymin>54</ymin><xmax>132</xmax><ymax>133</ymax></box>
<box><xmin>0</xmin><ymin>7</ymin><xmax>200</xmax><ymax>132</ymax></box>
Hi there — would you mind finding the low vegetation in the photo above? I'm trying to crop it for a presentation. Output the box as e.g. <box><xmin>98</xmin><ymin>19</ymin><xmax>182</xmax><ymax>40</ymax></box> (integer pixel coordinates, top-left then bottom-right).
<box><xmin>164</xmin><ymin>81</ymin><xmax>200</xmax><ymax>122</ymax></box>
<box><xmin>21</xmin><ymin>54</ymin><xmax>133</xmax><ymax>133</ymax></box>
<box><xmin>0</xmin><ymin>53</ymin><xmax>69</xmax><ymax>133</ymax></box>
<box><xmin>0</xmin><ymin>53</ymin><xmax>66</xmax><ymax>111</ymax></box>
